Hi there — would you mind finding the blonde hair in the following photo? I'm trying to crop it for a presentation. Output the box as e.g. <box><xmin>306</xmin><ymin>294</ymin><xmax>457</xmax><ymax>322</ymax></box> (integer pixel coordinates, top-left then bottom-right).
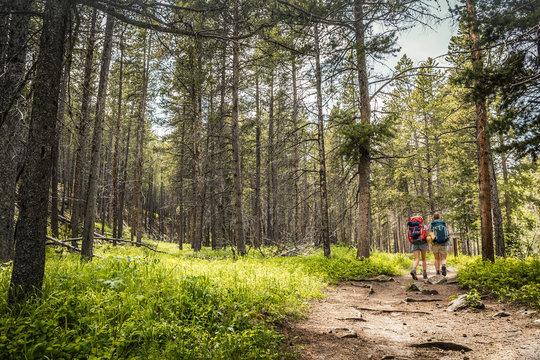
<box><xmin>433</xmin><ymin>212</ymin><xmax>441</xmax><ymax>220</ymax></box>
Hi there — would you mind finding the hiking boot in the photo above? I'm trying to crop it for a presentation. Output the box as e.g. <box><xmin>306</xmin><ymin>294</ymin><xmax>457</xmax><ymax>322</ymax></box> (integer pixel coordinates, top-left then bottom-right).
<box><xmin>436</xmin><ymin>270</ymin><xmax>441</xmax><ymax>275</ymax></box>
<box><xmin>410</xmin><ymin>270</ymin><xmax>418</xmax><ymax>280</ymax></box>
<box><xmin>423</xmin><ymin>270</ymin><xmax>428</xmax><ymax>279</ymax></box>
<box><xmin>442</xmin><ymin>265</ymin><xmax>447</xmax><ymax>276</ymax></box>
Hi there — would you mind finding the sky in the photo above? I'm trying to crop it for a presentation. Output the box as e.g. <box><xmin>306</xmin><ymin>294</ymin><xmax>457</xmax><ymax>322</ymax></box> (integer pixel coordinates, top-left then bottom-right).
<box><xmin>380</xmin><ymin>15</ymin><xmax>458</xmax><ymax>74</ymax></box>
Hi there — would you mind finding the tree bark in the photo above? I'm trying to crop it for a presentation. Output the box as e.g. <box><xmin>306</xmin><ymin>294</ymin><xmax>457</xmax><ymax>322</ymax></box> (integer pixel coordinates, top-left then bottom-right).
<box><xmin>51</xmin><ymin>40</ymin><xmax>72</xmax><ymax>239</ymax></box>
<box><xmin>424</xmin><ymin>115</ymin><xmax>434</xmax><ymax>213</ymax></box>
<box><xmin>354</xmin><ymin>0</ymin><xmax>371</xmax><ymax>259</ymax></box>
<box><xmin>500</xmin><ymin>142</ymin><xmax>512</xmax><ymax>227</ymax></box>
<box><xmin>292</xmin><ymin>58</ymin><xmax>302</xmax><ymax>244</ymax></box>
<box><xmin>134</xmin><ymin>32</ymin><xmax>150</xmax><ymax>246</ymax></box>
<box><xmin>254</xmin><ymin>71</ymin><xmax>262</xmax><ymax>248</ymax></box>
<box><xmin>8</xmin><ymin>0</ymin><xmax>69</xmax><ymax>305</ymax></box>
<box><xmin>489</xmin><ymin>153</ymin><xmax>505</xmax><ymax>257</ymax></box>
<box><xmin>207</xmin><ymin>63</ymin><xmax>218</xmax><ymax>250</ymax></box>
<box><xmin>216</xmin><ymin>43</ymin><xmax>227</xmax><ymax>249</ymax></box>
<box><xmin>177</xmin><ymin>119</ymin><xmax>186</xmax><ymax>250</ymax></box>
<box><xmin>467</xmin><ymin>0</ymin><xmax>494</xmax><ymax>262</ymax></box>
<box><xmin>267</xmin><ymin>74</ymin><xmax>275</xmax><ymax>245</ymax></box>
<box><xmin>0</xmin><ymin>0</ymin><xmax>33</xmax><ymax>262</ymax></box>
<box><xmin>112</xmin><ymin>30</ymin><xmax>124</xmax><ymax>240</ymax></box>
<box><xmin>0</xmin><ymin>2</ymin><xmax>9</xmax><ymax>70</ymax></box>
<box><xmin>71</xmin><ymin>9</ymin><xmax>97</xmax><ymax>239</ymax></box>
<box><xmin>231</xmin><ymin>11</ymin><xmax>246</xmax><ymax>255</ymax></box>
<box><xmin>117</xmin><ymin>117</ymin><xmax>132</xmax><ymax>241</ymax></box>
<box><xmin>314</xmin><ymin>23</ymin><xmax>331</xmax><ymax>258</ymax></box>
<box><xmin>190</xmin><ymin>41</ymin><xmax>202</xmax><ymax>251</ymax></box>
<box><xmin>101</xmin><ymin>108</ymin><xmax>114</xmax><ymax>234</ymax></box>
<box><xmin>81</xmin><ymin>14</ymin><xmax>115</xmax><ymax>260</ymax></box>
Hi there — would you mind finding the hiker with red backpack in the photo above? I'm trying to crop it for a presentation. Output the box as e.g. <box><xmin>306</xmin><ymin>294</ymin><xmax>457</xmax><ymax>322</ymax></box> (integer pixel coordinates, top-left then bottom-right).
<box><xmin>429</xmin><ymin>212</ymin><xmax>451</xmax><ymax>276</ymax></box>
<box><xmin>407</xmin><ymin>216</ymin><xmax>429</xmax><ymax>280</ymax></box>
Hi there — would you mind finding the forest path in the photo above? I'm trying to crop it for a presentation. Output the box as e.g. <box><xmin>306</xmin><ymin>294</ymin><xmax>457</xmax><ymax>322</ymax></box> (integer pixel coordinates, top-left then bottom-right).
<box><xmin>285</xmin><ymin>265</ymin><xmax>540</xmax><ymax>360</ymax></box>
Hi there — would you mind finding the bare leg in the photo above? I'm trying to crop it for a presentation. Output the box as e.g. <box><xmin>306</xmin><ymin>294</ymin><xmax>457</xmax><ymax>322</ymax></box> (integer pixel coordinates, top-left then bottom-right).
<box><xmin>440</xmin><ymin>253</ymin><xmax>447</xmax><ymax>267</ymax></box>
<box><xmin>411</xmin><ymin>250</ymin><xmax>420</xmax><ymax>280</ymax></box>
<box><xmin>434</xmin><ymin>253</ymin><xmax>440</xmax><ymax>272</ymax></box>
<box><xmin>441</xmin><ymin>253</ymin><xmax>448</xmax><ymax>275</ymax></box>
<box><xmin>413</xmin><ymin>250</ymin><xmax>420</xmax><ymax>269</ymax></box>
<box><xmin>421</xmin><ymin>250</ymin><xmax>427</xmax><ymax>272</ymax></box>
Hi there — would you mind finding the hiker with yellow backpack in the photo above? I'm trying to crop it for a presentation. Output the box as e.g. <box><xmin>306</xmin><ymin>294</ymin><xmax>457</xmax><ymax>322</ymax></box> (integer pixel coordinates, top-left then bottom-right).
<box><xmin>427</xmin><ymin>212</ymin><xmax>451</xmax><ymax>276</ymax></box>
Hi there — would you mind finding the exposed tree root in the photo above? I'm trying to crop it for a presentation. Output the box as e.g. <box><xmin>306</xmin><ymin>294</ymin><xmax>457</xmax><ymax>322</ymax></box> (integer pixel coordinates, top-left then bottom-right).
<box><xmin>410</xmin><ymin>341</ymin><xmax>473</xmax><ymax>352</ymax></box>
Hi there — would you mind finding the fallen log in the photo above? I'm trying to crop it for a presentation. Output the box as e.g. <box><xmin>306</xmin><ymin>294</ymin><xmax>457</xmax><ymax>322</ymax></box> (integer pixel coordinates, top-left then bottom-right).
<box><xmin>337</xmin><ymin>317</ymin><xmax>367</xmax><ymax>322</ymax></box>
<box><xmin>350</xmin><ymin>282</ymin><xmax>371</xmax><ymax>288</ymax></box>
<box><xmin>58</xmin><ymin>237</ymin><xmax>82</xmax><ymax>243</ymax></box>
<box><xmin>403</xmin><ymin>298</ymin><xmax>443</xmax><ymax>303</ymax></box>
<box><xmin>53</xmin><ymin>213</ymin><xmax>167</xmax><ymax>254</ymax></box>
<box><xmin>342</xmin><ymin>275</ymin><xmax>394</xmax><ymax>283</ymax></box>
<box><xmin>353</xmin><ymin>306</ymin><xmax>430</xmax><ymax>315</ymax></box>
<box><xmin>46</xmin><ymin>236</ymin><xmax>103</xmax><ymax>259</ymax></box>
<box><xmin>410</xmin><ymin>341</ymin><xmax>472</xmax><ymax>352</ymax></box>
<box><xmin>93</xmin><ymin>235</ymin><xmax>168</xmax><ymax>254</ymax></box>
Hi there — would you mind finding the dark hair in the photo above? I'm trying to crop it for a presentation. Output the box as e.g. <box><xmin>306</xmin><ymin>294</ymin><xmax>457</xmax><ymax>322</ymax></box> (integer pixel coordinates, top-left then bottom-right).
<box><xmin>433</xmin><ymin>212</ymin><xmax>441</xmax><ymax>220</ymax></box>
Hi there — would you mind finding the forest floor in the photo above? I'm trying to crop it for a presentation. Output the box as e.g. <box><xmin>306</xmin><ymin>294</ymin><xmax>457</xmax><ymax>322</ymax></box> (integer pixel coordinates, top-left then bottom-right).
<box><xmin>284</xmin><ymin>264</ymin><xmax>540</xmax><ymax>360</ymax></box>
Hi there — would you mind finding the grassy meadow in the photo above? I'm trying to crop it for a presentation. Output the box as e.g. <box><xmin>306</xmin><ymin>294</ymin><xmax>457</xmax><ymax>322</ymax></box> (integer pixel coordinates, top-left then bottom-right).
<box><xmin>0</xmin><ymin>243</ymin><xmax>411</xmax><ymax>359</ymax></box>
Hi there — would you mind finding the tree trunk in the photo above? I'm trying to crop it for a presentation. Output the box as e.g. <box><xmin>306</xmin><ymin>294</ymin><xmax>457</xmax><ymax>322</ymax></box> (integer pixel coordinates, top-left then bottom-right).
<box><xmin>216</xmin><ymin>43</ymin><xmax>227</xmax><ymax>249</ymax></box>
<box><xmin>292</xmin><ymin>58</ymin><xmax>302</xmax><ymax>244</ymax></box>
<box><xmin>0</xmin><ymin>0</ymin><xmax>33</xmax><ymax>261</ymax></box>
<box><xmin>254</xmin><ymin>71</ymin><xmax>262</xmax><ymax>248</ymax></box>
<box><xmin>231</xmin><ymin>12</ymin><xmax>246</xmax><ymax>256</ymax></box>
<box><xmin>490</xmin><ymin>153</ymin><xmax>505</xmax><ymax>257</ymax></box>
<box><xmin>71</xmin><ymin>9</ymin><xmax>97</xmax><ymax>239</ymax></box>
<box><xmin>467</xmin><ymin>0</ymin><xmax>494</xmax><ymax>262</ymax></box>
<box><xmin>267</xmin><ymin>74</ymin><xmax>275</xmax><ymax>245</ymax></box>
<box><xmin>117</xmin><ymin>117</ymin><xmax>132</xmax><ymax>241</ymax></box>
<box><xmin>314</xmin><ymin>23</ymin><xmax>331</xmax><ymax>258</ymax></box>
<box><xmin>134</xmin><ymin>33</ymin><xmax>151</xmax><ymax>246</ymax></box>
<box><xmin>273</xmin><ymin>91</ymin><xmax>281</xmax><ymax>242</ymax></box>
<box><xmin>191</xmin><ymin>41</ymin><xmax>202</xmax><ymax>251</ymax></box>
<box><xmin>178</xmin><ymin>119</ymin><xmax>186</xmax><ymax>250</ymax></box>
<box><xmin>425</xmin><ymin>115</ymin><xmax>435</xmax><ymax>213</ymax></box>
<box><xmin>501</xmin><ymin>142</ymin><xmax>512</xmax><ymax>227</ymax></box>
<box><xmin>102</xmin><ymin>110</ymin><xmax>114</xmax><ymax>234</ymax></box>
<box><xmin>112</xmin><ymin>31</ymin><xmax>124</xmax><ymax>241</ymax></box>
<box><xmin>81</xmin><ymin>14</ymin><xmax>115</xmax><ymax>261</ymax></box>
<box><xmin>207</xmin><ymin>64</ymin><xmax>218</xmax><ymax>250</ymax></box>
<box><xmin>0</xmin><ymin>2</ymin><xmax>9</xmax><ymax>70</ymax></box>
<box><xmin>8</xmin><ymin>0</ymin><xmax>69</xmax><ymax>305</ymax></box>
<box><xmin>51</xmin><ymin>42</ymin><xmax>72</xmax><ymax>239</ymax></box>
<box><xmin>354</xmin><ymin>0</ymin><xmax>371</xmax><ymax>259</ymax></box>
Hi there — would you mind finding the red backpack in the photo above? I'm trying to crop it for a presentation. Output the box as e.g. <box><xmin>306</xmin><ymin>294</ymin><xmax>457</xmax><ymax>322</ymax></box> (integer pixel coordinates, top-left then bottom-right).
<box><xmin>408</xmin><ymin>216</ymin><xmax>427</xmax><ymax>244</ymax></box>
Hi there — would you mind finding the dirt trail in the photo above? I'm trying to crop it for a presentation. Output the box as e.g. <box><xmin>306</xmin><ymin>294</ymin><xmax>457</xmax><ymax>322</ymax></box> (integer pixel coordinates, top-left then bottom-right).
<box><xmin>286</xmin><ymin>266</ymin><xmax>540</xmax><ymax>360</ymax></box>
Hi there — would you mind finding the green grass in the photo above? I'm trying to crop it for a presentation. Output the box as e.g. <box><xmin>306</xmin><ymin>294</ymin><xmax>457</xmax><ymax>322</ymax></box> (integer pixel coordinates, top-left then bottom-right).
<box><xmin>446</xmin><ymin>254</ymin><xmax>479</xmax><ymax>268</ymax></box>
<box><xmin>276</xmin><ymin>247</ymin><xmax>412</xmax><ymax>283</ymax></box>
<box><xmin>0</xmin><ymin>244</ymin><xmax>410</xmax><ymax>360</ymax></box>
<box><xmin>456</xmin><ymin>256</ymin><xmax>540</xmax><ymax>308</ymax></box>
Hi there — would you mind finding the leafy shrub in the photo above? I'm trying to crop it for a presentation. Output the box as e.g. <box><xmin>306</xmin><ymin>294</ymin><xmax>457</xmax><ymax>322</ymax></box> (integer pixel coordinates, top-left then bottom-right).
<box><xmin>465</xmin><ymin>289</ymin><xmax>483</xmax><ymax>309</ymax></box>
<box><xmin>456</xmin><ymin>257</ymin><xmax>540</xmax><ymax>308</ymax></box>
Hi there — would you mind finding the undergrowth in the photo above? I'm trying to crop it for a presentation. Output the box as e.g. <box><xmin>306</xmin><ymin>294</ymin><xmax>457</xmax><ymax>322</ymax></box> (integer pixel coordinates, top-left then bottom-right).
<box><xmin>456</xmin><ymin>257</ymin><xmax>540</xmax><ymax>309</ymax></box>
<box><xmin>0</xmin><ymin>244</ymin><xmax>409</xmax><ymax>359</ymax></box>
